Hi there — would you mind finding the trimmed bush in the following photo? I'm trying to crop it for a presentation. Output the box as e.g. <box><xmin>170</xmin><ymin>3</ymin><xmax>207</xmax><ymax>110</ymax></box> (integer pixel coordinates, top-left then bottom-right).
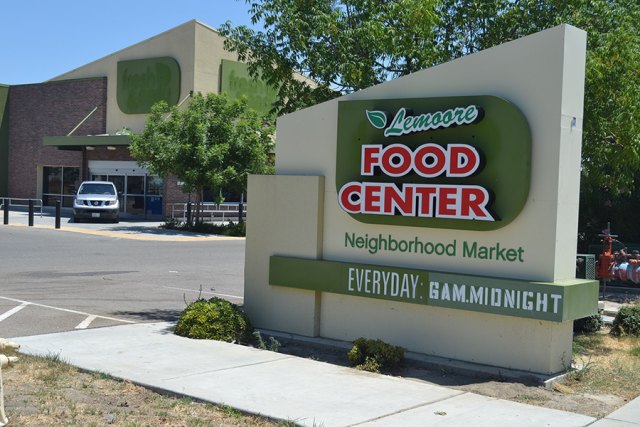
<box><xmin>573</xmin><ymin>314</ymin><xmax>604</xmax><ymax>334</ymax></box>
<box><xmin>175</xmin><ymin>297</ymin><xmax>253</xmax><ymax>343</ymax></box>
<box><xmin>347</xmin><ymin>337</ymin><xmax>404</xmax><ymax>373</ymax></box>
<box><xmin>611</xmin><ymin>305</ymin><xmax>640</xmax><ymax>337</ymax></box>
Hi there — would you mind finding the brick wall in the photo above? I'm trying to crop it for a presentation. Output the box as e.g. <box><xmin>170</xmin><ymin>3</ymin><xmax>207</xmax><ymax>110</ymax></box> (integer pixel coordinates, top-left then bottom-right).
<box><xmin>7</xmin><ymin>78</ymin><xmax>199</xmax><ymax>217</ymax></box>
<box><xmin>163</xmin><ymin>174</ymin><xmax>192</xmax><ymax>218</ymax></box>
<box><xmin>8</xmin><ymin>78</ymin><xmax>107</xmax><ymax>198</ymax></box>
<box><xmin>86</xmin><ymin>148</ymin><xmax>133</xmax><ymax>162</ymax></box>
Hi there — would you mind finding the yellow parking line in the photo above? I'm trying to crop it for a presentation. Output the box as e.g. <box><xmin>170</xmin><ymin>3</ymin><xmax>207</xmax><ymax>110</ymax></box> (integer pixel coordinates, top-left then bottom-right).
<box><xmin>4</xmin><ymin>223</ymin><xmax>243</xmax><ymax>242</ymax></box>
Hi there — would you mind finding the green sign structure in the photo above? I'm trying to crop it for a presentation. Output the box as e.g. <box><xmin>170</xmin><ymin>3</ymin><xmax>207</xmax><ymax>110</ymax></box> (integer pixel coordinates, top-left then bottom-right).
<box><xmin>336</xmin><ymin>96</ymin><xmax>531</xmax><ymax>231</ymax></box>
<box><xmin>270</xmin><ymin>256</ymin><xmax>598</xmax><ymax>322</ymax></box>
<box><xmin>220</xmin><ymin>60</ymin><xmax>278</xmax><ymax>116</ymax></box>
<box><xmin>117</xmin><ymin>57</ymin><xmax>181</xmax><ymax>114</ymax></box>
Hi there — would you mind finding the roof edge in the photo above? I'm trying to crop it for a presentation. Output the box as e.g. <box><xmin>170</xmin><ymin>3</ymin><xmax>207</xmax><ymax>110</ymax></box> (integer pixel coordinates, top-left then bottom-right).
<box><xmin>49</xmin><ymin>19</ymin><xmax>216</xmax><ymax>82</ymax></box>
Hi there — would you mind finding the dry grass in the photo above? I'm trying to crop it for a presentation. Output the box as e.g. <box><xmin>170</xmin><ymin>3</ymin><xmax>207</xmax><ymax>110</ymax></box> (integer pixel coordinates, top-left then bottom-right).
<box><xmin>566</xmin><ymin>332</ymin><xmax>640</xmax><ymax>400</ymax></box>
<box><xmin>2</xmin><ymin>349</ymin><xmax>283</xmax><ymax>427</ymax></box>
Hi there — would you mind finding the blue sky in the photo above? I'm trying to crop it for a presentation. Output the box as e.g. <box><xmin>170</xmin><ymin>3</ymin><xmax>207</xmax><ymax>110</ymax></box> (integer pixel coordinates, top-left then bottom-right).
<box><xmin>1</xmin><ymin>0</ymin><xmax>257</xmax><ymax>85</ymax></box>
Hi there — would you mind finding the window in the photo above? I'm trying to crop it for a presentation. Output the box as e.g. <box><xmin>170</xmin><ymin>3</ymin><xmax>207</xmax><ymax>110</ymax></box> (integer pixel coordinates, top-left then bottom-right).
<box><xmin>42</xmin><ymin>166</ymin><xmax>80</xmax><ymax>207</ymax></box>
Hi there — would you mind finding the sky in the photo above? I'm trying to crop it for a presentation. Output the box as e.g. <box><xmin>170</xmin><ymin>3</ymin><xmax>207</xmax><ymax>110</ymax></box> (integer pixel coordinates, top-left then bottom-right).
<box><xmin>1</xmin><ymin>0</ymin><xmax>258</xmax><ymax>85</ymax></box>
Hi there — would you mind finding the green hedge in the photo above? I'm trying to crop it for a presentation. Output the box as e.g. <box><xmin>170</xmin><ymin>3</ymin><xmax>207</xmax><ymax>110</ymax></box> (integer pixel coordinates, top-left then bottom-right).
<box><xmin>347</xmin><ymin>337</ymin><xmax>404</xmax><ymax>373</ymax></box>
<box><xmin>175</xmin><ymin>297</ymin><xmax>253</xmax><ymax>343</ymax></box>
<box><xmin>573</xmin><ymin>314</ymin><xmax>603</xmax><ymax>334</ymax></box>
<box><xmin>611</xmin><ymin>305</ymin><xmax>640</xmax><ymax>337</ymax></box>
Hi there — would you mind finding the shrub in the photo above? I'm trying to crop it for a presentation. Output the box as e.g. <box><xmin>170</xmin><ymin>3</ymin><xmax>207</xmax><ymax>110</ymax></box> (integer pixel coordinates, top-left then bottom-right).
<box><xmin>175</xmin><ymin>297</ymin><xmax>253</xmax><ymax>343</ymax></box>
<box><xmin>219</xmin><ymin>221</ymin><xmax>245</xmax><ymax>237</ymax></box>
<box><xmin>253</xmin><ymin>331</ymin><xmax>281</xmax><ymax>352</ymax></box>
<box><xmin>611</xmin><ymin>305</ymin><xmax>640</xmax><ymax>337</ymax></box>
<box><xmin>573</xmin><ymin>314</ymin><xmax>604</xmax><ymax>334</ymax></box>
<box><xmin>347</xmin><ymin>337</ymin><xmax>404</xmax><ymax>373</ymax></box>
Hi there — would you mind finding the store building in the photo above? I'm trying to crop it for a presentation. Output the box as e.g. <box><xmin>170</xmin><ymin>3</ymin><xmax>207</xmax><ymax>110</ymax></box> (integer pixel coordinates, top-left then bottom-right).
<box><xmin>0</xmin><ymin>20</ymin><xmax>276</xmax><ymax>219</ymax></box>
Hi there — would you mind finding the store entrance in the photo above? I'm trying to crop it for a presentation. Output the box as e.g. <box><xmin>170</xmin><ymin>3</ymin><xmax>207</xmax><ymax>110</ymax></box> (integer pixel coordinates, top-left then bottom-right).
<box><xmin>91</xmin><ymin>174</ymin><xmax>163</xmax><ymax>219</ymax></box>
<box><xmin>88</xmin><ymin>161</ymin><xmax>163</xmax><ymax>219</ymax></box>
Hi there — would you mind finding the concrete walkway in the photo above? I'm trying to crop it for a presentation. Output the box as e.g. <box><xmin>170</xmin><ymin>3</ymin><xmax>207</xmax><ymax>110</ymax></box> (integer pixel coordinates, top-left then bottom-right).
<box><xmin>12</xmin><ymin>322</ymin><xmax>639</xmax><ymax>427</ymax></box>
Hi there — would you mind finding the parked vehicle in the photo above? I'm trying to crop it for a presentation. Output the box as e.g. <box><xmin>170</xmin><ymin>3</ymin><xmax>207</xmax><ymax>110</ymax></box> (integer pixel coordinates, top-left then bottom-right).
<box><xmin>72</xmin><ymin>181</ymin><xmax>120</xmax><ymax>223</ymax></box>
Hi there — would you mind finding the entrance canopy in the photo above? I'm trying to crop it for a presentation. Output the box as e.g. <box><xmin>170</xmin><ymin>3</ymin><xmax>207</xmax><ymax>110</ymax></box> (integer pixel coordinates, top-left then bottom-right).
<box><xmin>43</xmin><ymin>134</ymin><xmax>131</xmax><ymax>151</ymax></box>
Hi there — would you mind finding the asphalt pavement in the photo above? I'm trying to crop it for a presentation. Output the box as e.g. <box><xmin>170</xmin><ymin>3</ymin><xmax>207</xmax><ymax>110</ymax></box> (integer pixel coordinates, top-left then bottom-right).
<box><xmin>3</xmin><ymin>207</ymin><xmax>640</xmax><ymax>426</ymax></box>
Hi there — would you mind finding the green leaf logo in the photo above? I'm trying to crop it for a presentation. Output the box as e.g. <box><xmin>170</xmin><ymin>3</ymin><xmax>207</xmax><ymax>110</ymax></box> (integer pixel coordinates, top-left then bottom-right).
<box><xmin>366</xmin><ymin>110</ymin><xmax>388</xmax><ymax>129</ymax></box>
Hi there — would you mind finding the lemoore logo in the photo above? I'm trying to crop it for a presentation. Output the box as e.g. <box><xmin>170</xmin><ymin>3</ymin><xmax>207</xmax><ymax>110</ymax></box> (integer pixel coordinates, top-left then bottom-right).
<box><xmin>336</xmin><ymin>96</ymin><xmax>531</xmax><ymax>231</ymax></box>
<box><xmin>366</xmin><ymin>104</ymin><xmax>480</xmax><ymax>135</ymax></box>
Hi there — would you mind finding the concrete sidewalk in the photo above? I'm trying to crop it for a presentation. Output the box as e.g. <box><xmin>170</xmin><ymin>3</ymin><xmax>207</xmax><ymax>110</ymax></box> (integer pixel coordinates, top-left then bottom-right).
<box><xmin>13</xmin><ymin>322</ymin><xmax>638</xmax><ymax>427</ymax></box>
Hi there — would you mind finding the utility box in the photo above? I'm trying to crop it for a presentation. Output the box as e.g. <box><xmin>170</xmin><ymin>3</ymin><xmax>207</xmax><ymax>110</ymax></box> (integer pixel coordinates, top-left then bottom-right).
<box><xmin>576</xmin><ymin>254</ymin><xmax>596</xmax><ymax>280</ymax></box>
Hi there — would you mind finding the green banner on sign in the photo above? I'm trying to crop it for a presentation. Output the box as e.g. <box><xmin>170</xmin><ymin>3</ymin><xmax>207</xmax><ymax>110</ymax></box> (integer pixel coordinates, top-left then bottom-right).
<box><xmin>269</xmin><ymin>256</ymin><xmax>598</xmax><ymax>322</ymax></box>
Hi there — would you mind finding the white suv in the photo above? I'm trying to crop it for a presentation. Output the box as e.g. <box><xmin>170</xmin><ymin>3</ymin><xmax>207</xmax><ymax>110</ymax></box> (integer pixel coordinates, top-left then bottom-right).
<box><xmin>73</xmin><ymin>181</ymin><xmax>120</xmax><ymax>223</ymax></box>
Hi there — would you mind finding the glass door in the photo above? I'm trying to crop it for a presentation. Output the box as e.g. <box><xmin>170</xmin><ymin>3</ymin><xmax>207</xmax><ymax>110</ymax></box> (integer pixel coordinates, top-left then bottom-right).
<box><xmin>91</xmin><ymin>173</ymin><xmax>163</xmax><ymax>219</ymax></box>
<box><xmin>126</xmin><ymin>175</ymin><xmax>145</xmax><ymax>216</ymax></box>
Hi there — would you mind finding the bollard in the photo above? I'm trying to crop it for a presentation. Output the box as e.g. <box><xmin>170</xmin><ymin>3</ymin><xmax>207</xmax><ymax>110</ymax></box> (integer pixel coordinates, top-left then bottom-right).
<box><xmin>2</xmin><ymin>200</ymin><xmax>7</xmax><ymax>225</ymax></box>
<box><xmin>238</xmin><ymin>202</ymin><xmax>244</xmax><ymax>224</ymax></box>
<box><xmin>55</xmin><ymin>200</ymin><xmax>61</xmax><ymax>229</ymax></box>
<box><xmin>28</xmin><ymin>200</ymin><xmax>34</xmax><ymax>227</ymax></box>
<box><xmin>186</xmin><ymin>202</ymin><xmax>192</xmax><ymax>227</ymax></box>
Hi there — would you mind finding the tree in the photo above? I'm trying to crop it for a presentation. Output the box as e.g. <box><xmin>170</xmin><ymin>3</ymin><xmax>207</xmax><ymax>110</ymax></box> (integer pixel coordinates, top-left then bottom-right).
<box><xmin>130</xmin><ymin>92</ymin><xmax>274</xmax><ymax>223</ymax></box>
<box><xmin>221</xmin><ymin>0</ymin><xmax>640</xmax><ymax>247</ymax></box>
<box><xmin>442</xmin><ymin>0</ymin><xmax>640</xmax><ymax>249</ymax></box>
<box><xmin>219</xmin><ymin>0</ymin><xmax>441</xmax><ymax>115</ymax></box>
<box><xmin>467</xmin><ymin>0</ymin><xmax>640</xmax><ymax>197</ymax></box>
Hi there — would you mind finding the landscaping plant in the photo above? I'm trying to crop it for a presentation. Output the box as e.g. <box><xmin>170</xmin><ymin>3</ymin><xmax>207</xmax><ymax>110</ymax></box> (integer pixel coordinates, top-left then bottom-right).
<box><xmin>611</xmin><ymin>305</ymin><xmax>640</xmax><ymax>337</ymax></box>
<box><xmin>175</xmin><ymin>297</ymin><xmax>253</xmax><ymax>343</ymax></box>
<box><xmin>347</xmin><ymin>337</ymin><xmax>404</xmax><ymax>373</ymax></box>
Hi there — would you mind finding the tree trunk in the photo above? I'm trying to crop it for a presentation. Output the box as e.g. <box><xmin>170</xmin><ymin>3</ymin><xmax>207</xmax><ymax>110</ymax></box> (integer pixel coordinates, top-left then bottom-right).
<box><xmin>195</xmin><ymin>188</ymin><xmax>202</xmax><ymax>225</ymax></box>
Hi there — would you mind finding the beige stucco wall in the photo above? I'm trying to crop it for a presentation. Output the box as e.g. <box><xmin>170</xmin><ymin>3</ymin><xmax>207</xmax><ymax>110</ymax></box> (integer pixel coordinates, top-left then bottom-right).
<box><xmin>50</xmin><ymin>20</ymin><xmax>239</xmax><ymax>134</ymax></box>
<box><xmin>245</xmin><ymin>175</ymin><xmax>325</xmax><ymax>336</ymax></box>
<box><xmin>192</xmin><ymin>23</ymin><xmax>240</xmax><ymax>95</ymax></box>
<box><xmin>320</xmin><ymin>293</ymin><xmax>573</xmax><ymax>371</ymax></box>
<box><xmin>245</xmin><ymin>25</ymin><xmax>587</xmax><ymax>374</ymax></box>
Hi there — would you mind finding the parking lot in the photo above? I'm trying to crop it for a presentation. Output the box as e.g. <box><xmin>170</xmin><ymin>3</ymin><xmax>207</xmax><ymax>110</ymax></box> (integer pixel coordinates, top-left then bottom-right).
<box><xmin>0</xmin><ymin>210</ymin><xmax>245</xmax><ymax>338</ymax></box>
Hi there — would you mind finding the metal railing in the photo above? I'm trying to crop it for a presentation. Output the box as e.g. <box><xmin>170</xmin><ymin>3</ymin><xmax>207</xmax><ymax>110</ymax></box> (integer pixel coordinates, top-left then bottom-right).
<box><xmin>168</xmin><ymin>202</ymin><xmax>247</xmax><ymax>223</ymax></box>
<box><xmin>0</xmin><ymin>198</ymin><xmax>43</xmax><ymax>217</ymax></box>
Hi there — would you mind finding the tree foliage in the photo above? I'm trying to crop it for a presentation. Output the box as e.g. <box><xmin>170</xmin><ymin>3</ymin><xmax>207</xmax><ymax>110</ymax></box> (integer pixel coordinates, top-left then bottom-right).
<box><xmin>219</xmin><ymin>0</ymin><xmax>440</xmax><ymax>114</ymax></box>
<box><xmin>130</xmin><ymin>92</ymin><xmax>274</xmax><ymax>218</ymax></box>
<box><xmin>460</xmin><ymin>0</ymin><xmax>640</xmax><ymax>197</ymax></box>
<box><xmin>221</xmin><ymin>0</ymin><xmax>640</xmax><ymax>245</ymax></box>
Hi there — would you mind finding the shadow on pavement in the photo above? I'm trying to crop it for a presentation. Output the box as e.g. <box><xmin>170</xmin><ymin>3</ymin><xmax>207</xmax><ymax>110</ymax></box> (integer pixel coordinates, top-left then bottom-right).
<box><xmin>111</xmin><ymin>309</ymin><xmax>182</xmax><ymax>323</ymax></box>
<box><xmin>107</xmin><ymin>226</ymin><xmax>214</xmax><ymax>237</ymax></box>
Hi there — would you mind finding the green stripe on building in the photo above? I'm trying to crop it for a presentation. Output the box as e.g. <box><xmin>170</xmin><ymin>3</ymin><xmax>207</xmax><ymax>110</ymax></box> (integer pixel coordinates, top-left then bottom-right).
<box><xmin>43</xmin><ymin>135</ymin><xmax>131</xmax><ymax>151</ymax></box>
